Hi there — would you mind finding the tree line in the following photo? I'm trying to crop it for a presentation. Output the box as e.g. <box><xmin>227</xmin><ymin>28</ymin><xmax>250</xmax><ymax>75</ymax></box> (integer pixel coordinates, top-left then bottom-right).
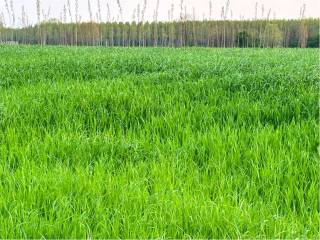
<box><xmin>0</xmin><ymin>0</ymin><xmax>318</xmax><ymax>48</ymax></box>
<box><xmin>0</xmin><ymin>18</ymin><xmax>318</xmax><ymax>48</ymax></box>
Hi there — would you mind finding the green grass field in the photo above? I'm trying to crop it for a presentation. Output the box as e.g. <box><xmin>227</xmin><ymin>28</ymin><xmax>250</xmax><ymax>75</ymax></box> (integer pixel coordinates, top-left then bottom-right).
<box><xmin>0</xmin><ymin>46</ymin><xmax>319</xmax><ymax>238</ymax></box>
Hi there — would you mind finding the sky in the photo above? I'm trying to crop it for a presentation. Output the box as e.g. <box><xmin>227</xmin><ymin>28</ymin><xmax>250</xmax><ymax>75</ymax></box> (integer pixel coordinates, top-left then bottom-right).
<box><xmin>0</xmin><ymin>0</ymin><xmax>319</xmax><ymax>27</ymax></box>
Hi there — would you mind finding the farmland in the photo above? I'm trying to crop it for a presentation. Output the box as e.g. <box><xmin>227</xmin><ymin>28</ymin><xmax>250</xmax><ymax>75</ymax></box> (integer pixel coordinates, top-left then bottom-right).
<box><xmin>0</xmin><ymin>46</ymin><xmax>319</xmax><ymax>238</ymax></box>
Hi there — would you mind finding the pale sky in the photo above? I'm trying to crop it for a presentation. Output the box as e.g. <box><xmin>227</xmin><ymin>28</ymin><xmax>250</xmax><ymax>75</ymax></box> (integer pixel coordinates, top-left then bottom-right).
<box><xmin>1</xmin><ymin>0</ymin><xmax>319</xmax><ymax>27</ymax></box>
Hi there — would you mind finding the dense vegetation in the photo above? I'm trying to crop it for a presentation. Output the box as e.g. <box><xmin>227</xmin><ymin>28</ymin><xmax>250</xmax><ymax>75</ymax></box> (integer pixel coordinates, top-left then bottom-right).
<box><xmin>0</xmin><ymin>46</ymin><xmax>319</xmax><ymax>238</ymax></box>
<box><xmin>0</xmin><ymin>0</ymin><xmax>318</xmax><ymax>47</ymax></box>
<box><xmin>1</xmin><ymin>18</ymin><xmax>319</xmax><ymax>47</ymax></box>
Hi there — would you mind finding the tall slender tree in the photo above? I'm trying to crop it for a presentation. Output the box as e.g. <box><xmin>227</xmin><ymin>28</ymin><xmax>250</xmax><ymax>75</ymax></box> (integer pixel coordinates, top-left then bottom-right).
<box><xmin>75</xmin><ymin>0</ymin><xmax>79</xmax><ymax>46</ymax></box>
<box><xmin>298</xmin><ymin>3</ymin><xmax>308</xmax><ymax>48</ymax></box>
<box><xmin>36</xmin><ymin>0</ymin><xmax>42</xmax><ymax>45</ymax></box>
<box><xmin>154</xmin><ymin>0</ymin><xmax>160</xmax><ymax>47</ymax></box>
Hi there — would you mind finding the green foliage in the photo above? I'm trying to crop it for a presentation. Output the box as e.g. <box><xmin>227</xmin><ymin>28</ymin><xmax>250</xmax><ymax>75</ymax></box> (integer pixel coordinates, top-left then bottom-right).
<box><xmin>263</xmin><ymin>23</ymin><xmax>284</xmax><ymax>47</ymax></box>
<box><xmin>0</xmin><ymin>19</ymin><xmax>319</xmax><ymax>48</ymax></box>
<box><xmin>236</xmin><ymin>31</ymin><xmax>251</xmax><ymax>47</ymax></box>
<box><xmin>0</xmin><ymin>46</ymin><xmax>319</xmax><ymax>238</ymax></box>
